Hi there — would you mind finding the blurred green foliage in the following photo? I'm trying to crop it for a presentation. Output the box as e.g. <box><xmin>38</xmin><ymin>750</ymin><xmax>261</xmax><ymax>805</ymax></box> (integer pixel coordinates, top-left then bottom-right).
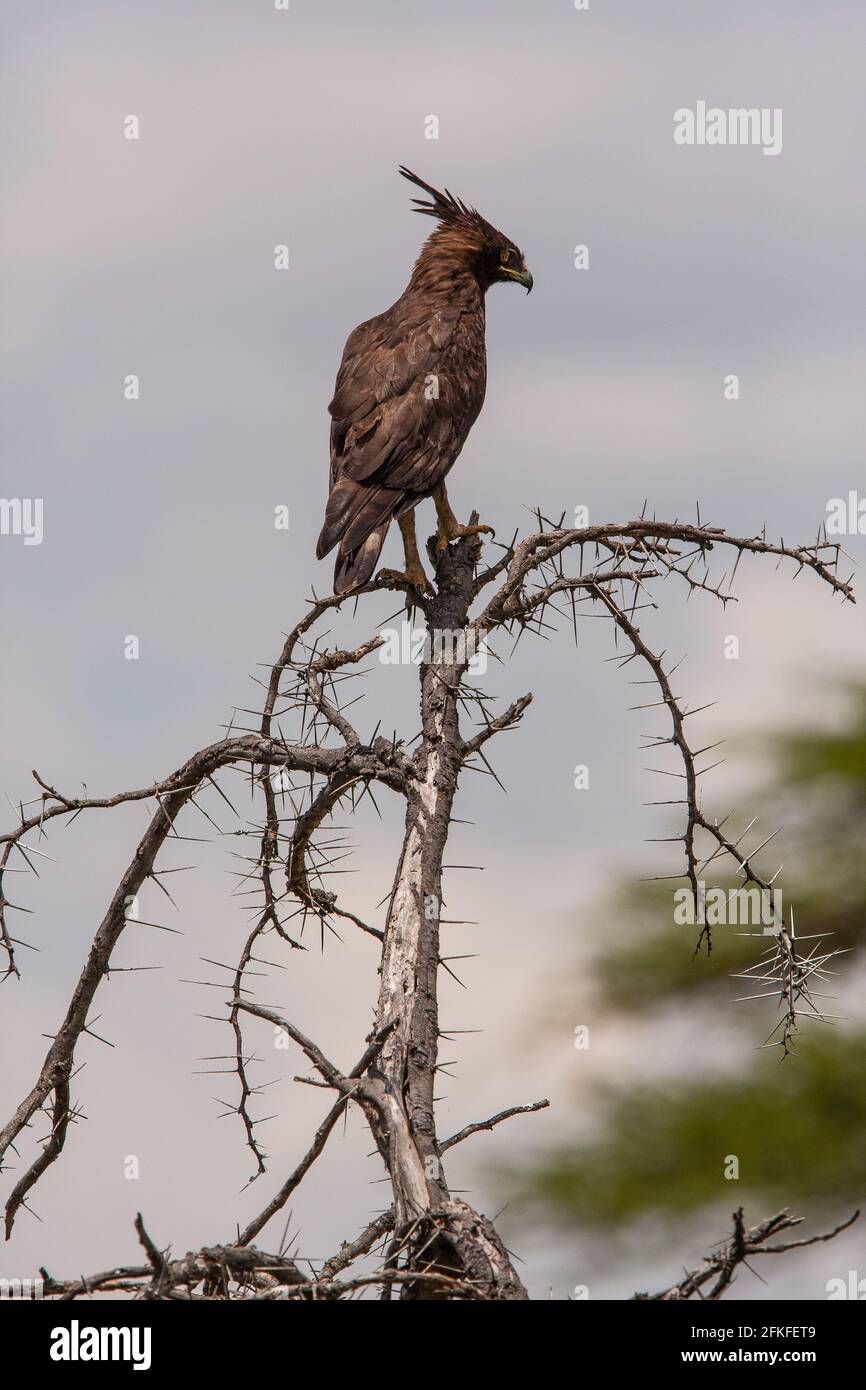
<box><xmin>514</xmin><ymin>1031</ymin><xmax>866</xmax><ymax>1224</ymax></box>
<box><xmin>776</xmin><ymin>683</ymin><xmax>866</xmax><ymax>802</ymax></box>
<box><xmin>596</xmin><ymin>884</ymin><xmax>862</xmax><ymax>1012</ymax></box>
<box><xmin>595</xmin><ymin>681</ymin><xmax>866</xmax><ymax>1010</ymax></box>
<box><xmin>510</xmin><ymin>683</ymin><xmax>866</xmax><ymax>1231</ymax></box>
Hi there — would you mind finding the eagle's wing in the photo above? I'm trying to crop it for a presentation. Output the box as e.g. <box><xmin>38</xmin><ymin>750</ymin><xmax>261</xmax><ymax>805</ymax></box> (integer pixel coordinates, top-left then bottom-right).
<box><xmin>317</xmin><ymin>300</ymin><xmax>475</xmax><ymax>588</ymax></box>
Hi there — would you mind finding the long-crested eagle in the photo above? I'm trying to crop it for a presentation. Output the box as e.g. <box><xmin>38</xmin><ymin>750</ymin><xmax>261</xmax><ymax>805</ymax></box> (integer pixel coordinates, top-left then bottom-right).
<box><xmin>316</xmin><ymin>167</ymin><xmax>532</xmax><ymax>595</ymax></box>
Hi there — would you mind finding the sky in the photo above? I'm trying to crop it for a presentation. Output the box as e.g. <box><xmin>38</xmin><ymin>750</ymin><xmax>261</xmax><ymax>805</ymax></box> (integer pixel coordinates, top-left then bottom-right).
<box><xmin>1</xmin><ymin>0</ymin><xmax>865</xmax><ymax>1299</ymax></box>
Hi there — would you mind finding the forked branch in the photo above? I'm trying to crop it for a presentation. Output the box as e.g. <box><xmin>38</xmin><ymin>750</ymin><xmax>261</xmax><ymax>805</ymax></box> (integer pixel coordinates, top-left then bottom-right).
<box><xmin>1</xmin><ymin>507</ymin><xmax>855</xmax><ymax>1297</ymax></box>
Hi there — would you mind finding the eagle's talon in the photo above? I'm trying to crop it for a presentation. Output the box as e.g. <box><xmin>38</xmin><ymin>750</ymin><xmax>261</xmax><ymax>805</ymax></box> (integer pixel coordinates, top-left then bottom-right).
<box><xmin>377</xmin><ymin>565</ymin><xmax>432</xmax><ymax>595</ymax></box>
<box><xmin>435</xmin><ymin>522</ymin><xmax>494</xmax><ymax>554</ymax></box>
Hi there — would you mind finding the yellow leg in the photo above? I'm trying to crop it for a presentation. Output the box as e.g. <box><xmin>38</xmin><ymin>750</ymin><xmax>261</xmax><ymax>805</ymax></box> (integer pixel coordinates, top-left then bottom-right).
<box><xmin>377</xmin><ymin>511</ymin><xmax>432</xmax><ymax>592</ymax></box>
<box><xmin>432</xmin><ymin>483</ymin><xmax>494</xmax><ymax>554</ymax></box>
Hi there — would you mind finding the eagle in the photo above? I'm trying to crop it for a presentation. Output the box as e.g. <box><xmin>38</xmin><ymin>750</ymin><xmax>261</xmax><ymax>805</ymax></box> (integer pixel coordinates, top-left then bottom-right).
<box><xmin>316</xmin><ymin>167</ymin><xmax>532</xmax><ymax>595</ymax></box>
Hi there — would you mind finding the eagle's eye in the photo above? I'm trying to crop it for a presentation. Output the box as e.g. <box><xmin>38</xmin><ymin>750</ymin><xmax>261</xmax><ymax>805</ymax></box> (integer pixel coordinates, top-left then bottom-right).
<box><xmin>500</xmin><ymin>249</ymin><xmax>512</xmax><ymax>265</ymax></box>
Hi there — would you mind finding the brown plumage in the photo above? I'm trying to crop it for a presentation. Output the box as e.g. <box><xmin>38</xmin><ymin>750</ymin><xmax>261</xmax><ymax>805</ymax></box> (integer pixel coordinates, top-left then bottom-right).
<box><xmin>316</xmin><ymin>167</ymin><xmax>532</xmax><ymax>595</ymax></box>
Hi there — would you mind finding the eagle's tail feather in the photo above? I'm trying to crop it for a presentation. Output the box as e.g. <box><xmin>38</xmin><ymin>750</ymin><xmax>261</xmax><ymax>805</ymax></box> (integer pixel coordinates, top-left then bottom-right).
<box><xmin>333</xmin><ymin>525</ymin><xmax>388</xmax><ymax>595</ymax></box>
<box><xmin>317</xmin><ymin>477</ymin><xmax>398</xmax><ymax>559</ymax></box>
<box><xmin>318</xmin><ymin>475</ymin><xmax>407</xmax><ymax>593</ymax></box>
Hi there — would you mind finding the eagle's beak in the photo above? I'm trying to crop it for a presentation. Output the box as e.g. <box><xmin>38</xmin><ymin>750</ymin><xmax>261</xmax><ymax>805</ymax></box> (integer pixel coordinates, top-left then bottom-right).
<box><xmin>504</xmin><ymin>264</ymin><xmax>533</xmax><ymax>293</ymax></box>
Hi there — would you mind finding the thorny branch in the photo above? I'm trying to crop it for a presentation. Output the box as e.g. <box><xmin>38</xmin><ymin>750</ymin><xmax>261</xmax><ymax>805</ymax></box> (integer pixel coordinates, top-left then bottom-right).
<box><xmin>635</xmin><ymin>1207</ymin><xmax>860</xmax><ymax>1301</ymax></box>
<box><xmin>35</xmin><ymin>1203</ymin><xmax>860</xmax><ymax>1302</ymax></box>
<box><xmin>0</xmin><ymin>509</ymin><xmax>857</xmax><ymax>1296</ymax></box>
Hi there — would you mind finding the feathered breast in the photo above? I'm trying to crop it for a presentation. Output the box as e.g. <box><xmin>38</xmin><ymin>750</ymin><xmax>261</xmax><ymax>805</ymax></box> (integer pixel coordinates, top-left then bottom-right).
<box><xmin>317</xmin><ymin>286</ymin><xmax>486</xmax><ymax>570</ymax></box>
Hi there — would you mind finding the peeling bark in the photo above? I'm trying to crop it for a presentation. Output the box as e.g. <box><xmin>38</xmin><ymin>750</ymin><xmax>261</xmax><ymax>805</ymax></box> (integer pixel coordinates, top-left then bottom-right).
<box><xmin>369</xmin><ymin>525</ymin><xmax>529</xmax><ymax>1297</ymax></box>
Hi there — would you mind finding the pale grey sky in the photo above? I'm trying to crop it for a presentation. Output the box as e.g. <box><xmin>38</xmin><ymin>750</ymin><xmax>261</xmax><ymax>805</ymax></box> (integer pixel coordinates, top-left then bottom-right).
<box><xmin>2</xmin><ymin>0</ymin><xmax>864</xmax><ymax>1297</ymax></box>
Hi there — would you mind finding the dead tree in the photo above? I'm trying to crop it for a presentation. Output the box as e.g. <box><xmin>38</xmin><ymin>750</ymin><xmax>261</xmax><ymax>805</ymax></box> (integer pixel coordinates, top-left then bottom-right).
<box><xmin>0</xmin><ymin>509</ymin><xmax>857</xmax><ymax>1299</ymax></box>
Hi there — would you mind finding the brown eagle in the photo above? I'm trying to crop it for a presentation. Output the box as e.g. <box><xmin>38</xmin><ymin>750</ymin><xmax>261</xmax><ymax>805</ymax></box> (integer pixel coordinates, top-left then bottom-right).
<box><xmin>316</xmin><ymin>167</ymin><xmax>532</xmax><ymax>595</ymax></box>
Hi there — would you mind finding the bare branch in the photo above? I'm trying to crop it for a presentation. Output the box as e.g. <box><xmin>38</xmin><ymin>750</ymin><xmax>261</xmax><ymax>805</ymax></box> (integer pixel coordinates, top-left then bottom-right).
<box><xmin>441</xmin><ymin>1099</ymin><xmax>549</xmax><ymax>1151</ymax></box>
<box><xmin>3</xmin><ymin>504</ymin><xmax>855</xmax><ymax>1301</ymax></box>
<box><xmin>635</xmin><ymin>1207</ymin><xmax>859</xmax><ymax>1300</ymax></box>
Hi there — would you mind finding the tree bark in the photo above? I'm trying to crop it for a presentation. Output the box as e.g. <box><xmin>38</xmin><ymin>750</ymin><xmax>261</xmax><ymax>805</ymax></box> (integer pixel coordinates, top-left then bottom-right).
<box><xmin>369</xmin><ymin>526</ymin><xmax>529</xmax><ymax>1298</ymax></box>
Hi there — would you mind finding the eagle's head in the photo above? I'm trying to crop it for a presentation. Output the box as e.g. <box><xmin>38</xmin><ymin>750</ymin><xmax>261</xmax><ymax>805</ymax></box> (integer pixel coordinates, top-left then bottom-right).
<box><xmin>401</xmin><ymin>166</ymin><xmax>533</xmax><ymax>295</ymax></box>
